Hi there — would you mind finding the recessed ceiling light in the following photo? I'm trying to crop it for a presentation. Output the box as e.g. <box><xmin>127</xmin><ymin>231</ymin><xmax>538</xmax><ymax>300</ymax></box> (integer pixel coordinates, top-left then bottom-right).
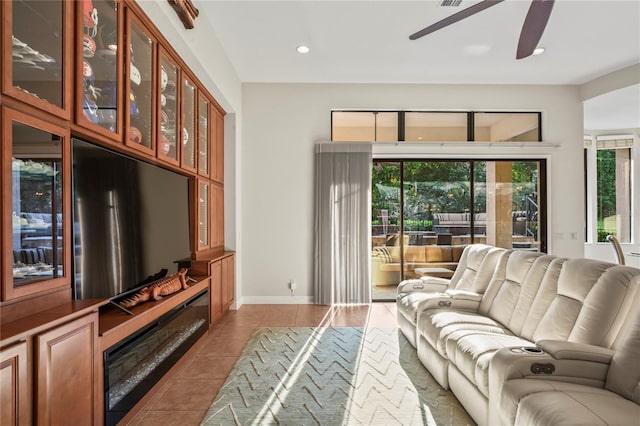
<box><xmin>533</xmin><ymin>47</ymin><xmax>545</xmax><ymax>56</ymax></box>
<box><xmin>296</xmin><ymin>45</ymin><xmax>310</xmax><ymax>54</ymax></box>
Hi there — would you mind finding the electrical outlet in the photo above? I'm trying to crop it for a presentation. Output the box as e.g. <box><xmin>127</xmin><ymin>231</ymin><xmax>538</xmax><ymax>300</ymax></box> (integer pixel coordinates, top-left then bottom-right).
<box><xmin>289</xmin><ymin>280</ymin><xmax>297</xmax><ymax>290</ymax></box>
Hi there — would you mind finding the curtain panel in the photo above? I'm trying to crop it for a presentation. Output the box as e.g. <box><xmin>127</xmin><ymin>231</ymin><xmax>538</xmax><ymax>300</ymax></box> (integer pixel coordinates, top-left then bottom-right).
<box><xmin>314</xmin><ymin>143</ymin><xmax>372</xmax><ymax>305</ymax></box>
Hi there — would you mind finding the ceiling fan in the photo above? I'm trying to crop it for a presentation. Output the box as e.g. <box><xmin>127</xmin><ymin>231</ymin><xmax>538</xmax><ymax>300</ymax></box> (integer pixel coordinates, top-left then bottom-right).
<box><xmin>410</xmin><ymin>0</ymin><xmax>555</xmax><ymax>59</ymax></box>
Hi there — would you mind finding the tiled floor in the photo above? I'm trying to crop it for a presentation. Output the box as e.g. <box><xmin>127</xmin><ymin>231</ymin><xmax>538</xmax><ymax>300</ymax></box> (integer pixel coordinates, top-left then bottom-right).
<box><xmin>126</xmin><ymin>303</ymin><xmax>398</xmax><ymax>425</ymax></box>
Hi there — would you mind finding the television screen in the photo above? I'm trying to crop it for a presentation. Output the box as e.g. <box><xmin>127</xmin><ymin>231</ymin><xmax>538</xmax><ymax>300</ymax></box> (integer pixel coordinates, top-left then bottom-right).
<box><xmin>72</xmin><ymin>138</ymin><xmax>191</xmax><ymax>300</ymax></box>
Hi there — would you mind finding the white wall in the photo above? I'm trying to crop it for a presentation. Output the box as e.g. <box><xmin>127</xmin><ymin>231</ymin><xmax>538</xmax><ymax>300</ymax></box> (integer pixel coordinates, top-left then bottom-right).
<box><xmin>241</xmin><ymin>83</ymin><xmax>585</xmax><ymax>304</ymax></box>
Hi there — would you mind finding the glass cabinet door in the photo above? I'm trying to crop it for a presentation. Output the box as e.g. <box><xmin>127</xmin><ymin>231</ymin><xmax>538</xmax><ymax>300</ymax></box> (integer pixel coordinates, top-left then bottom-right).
<box><xmin>126</xmin><ymin>13</ymin><xmax>154</xmax><ymax>153</ymax></box>
<box><xmin>77</xmin><ymin>0</ymin><xmax>120</xmax><ymax>137</ymax></box>
<box><xmin>158</xmin><ymin>51</ymin><xmax>179</xmax><ymax>165</ymax></box>
<box><xmin>2</xmin><ymin>109</ymin><xmax>69</xmax><ymax>301</ymax></box>
<box><xmin>198</xmin><ymin>94</ymin><xmax>210</xmax><ymax>177</ymax></box>
<box><xmin>5</xmin><ymin>0</ymin><xmax>72</xmax><ymax>117</ymax></box>
<box><xmin>181</xmin><ymin>77</ymin><xmax>196</xmax><ymax>171</ymax></box>
<box><xmin>197</xmin><ymin>180</ymin><xmax>210</xmax><ymax>249</ymax></box>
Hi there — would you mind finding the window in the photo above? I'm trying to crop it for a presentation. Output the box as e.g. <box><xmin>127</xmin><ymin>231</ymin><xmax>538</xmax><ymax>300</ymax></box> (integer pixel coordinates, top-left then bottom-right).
<box><xmin>473</xmin><ymin>112</ymin><xmax>540</xmax><ymax>142</ymax></box>
<box><xmin>405</xmin><ymin>112</ymin><xmax>467</xmax><ymax>141</ymax></box>
<box><xmin>371</xmin><ymin>159</ymin><xmax>546</xmax><ymax>301</ymax></box>
<box><xmin>332</xmin><ymin>111</ymin><xmax>398</xmax><ymax>142</ymax></box>
<box><xmin>595</xmin><ymin>137</ymin><xmax>632</xmax><ymax>243</ymax></box>
<box><xmin>332</xmin><ymin>110</ymin><xmax>542</xmax><ymax>142</ymax></box>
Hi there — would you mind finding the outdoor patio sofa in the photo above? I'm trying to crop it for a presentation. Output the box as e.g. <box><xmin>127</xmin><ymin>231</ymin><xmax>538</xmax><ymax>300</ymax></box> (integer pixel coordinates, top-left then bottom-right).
<box><xmin>432</xmin><ymin>212</ymin><xmax>487</xmax><ymax>235</ymax></box>
<box><xmin>396</xmin><ymin>243</ymin><xmax>640</xmax><ymax>425</ymax></box>
<box><xmin>371</xmin><ymin>244</ymin><xmax>466</xmax><ymax>286</ymax></box>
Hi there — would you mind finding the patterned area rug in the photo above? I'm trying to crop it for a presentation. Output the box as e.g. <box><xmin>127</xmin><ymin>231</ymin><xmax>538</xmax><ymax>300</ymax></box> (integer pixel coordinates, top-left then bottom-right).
<box><xmin>201</xmin><ymin>327</ymin><xmax>473</xmax><ymax>425</ymax></box>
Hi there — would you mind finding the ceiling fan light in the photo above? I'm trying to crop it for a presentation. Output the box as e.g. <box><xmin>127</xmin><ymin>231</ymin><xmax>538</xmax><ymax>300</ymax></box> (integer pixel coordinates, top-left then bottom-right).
<box><xmin>533</xmin><ymin>47</ymin><xmax>545</xmax><ymax>56</ymax></box>
<box><xmin>296</xmin><ymin>45</ymin><xmax>310</xmax><ymax>54</ymax></box>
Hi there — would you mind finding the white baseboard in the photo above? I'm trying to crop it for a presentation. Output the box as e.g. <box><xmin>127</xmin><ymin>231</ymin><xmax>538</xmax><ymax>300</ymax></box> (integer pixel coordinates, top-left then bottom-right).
<box><xmin>240</xmin><ymin>295</ymin><xmax>315</xmax><ymax>304</ymax></box>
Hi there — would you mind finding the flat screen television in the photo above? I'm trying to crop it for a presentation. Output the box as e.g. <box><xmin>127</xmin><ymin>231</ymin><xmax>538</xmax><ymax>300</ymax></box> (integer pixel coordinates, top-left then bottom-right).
<box><xmin>72</xmin><ymin>138</ymin><xmax>191</xmax><ymax>300</ymax></box>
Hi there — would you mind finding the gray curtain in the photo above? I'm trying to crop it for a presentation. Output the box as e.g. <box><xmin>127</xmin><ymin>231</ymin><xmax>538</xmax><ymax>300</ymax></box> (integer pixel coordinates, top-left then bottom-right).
<box><xmin>314</xmin><ymin>143</ymin><xmax>372</xmax><ymax>305</ymax></box>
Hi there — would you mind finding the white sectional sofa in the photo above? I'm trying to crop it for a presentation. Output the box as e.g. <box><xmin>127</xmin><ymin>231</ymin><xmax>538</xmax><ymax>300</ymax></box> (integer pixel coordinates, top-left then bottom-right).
<box><xmin>396</xmin><ymin>244</ymin><xmax>640</xmax><ymax>426</ymax></box>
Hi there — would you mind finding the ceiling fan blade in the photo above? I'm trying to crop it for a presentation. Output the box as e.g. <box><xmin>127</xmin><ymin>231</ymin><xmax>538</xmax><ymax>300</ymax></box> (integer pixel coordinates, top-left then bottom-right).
<box><xmin>516</xmin><ymin>0</ymin><xmax>555</xmax><ymax>59</ymax></box>
<box><xmin>410</xmin><ymin>0</ymin><xmax>505</xmax><ymax>40</ymax></box>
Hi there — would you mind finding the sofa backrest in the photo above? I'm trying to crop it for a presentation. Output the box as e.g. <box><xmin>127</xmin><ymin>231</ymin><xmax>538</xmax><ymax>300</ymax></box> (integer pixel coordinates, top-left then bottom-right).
<box><xmin>448</xmin><ymin>244</ymin><xmax>507</xmax><ymax>294</ymax></box>
<box><xmin>518</xmin><ymin>257</ymin><xmax>567</xmax><ymax>338</ymax></box>
<box><xmin>532</xmin><ymin>260</ymin><xmax>640</xmax><ymax>346</ymax></box>
<box><xmin>605</xmin><ymin>300</ymin><xmax>640</xmax><ymax>403</ymax></box>
<box><xmin>480</xmin><ymin>251</ymin><xmax>551</xmax><ymax>330</ymax></box>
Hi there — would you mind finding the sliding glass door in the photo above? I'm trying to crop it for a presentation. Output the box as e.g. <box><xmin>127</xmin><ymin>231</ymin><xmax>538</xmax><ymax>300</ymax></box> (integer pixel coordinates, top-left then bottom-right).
<box><xmin>371</xmin><ymin>159</ymin><xmax>546</xmax><ymax>301</ymax></box>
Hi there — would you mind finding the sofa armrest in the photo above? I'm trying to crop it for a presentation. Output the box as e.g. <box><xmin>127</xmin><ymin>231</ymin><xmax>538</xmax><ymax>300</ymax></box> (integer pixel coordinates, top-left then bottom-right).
<box><xmin>537</xmin><ymin>340</ymin><xmax>615</xmax><ymax>364</ymax></box>
<box><xmin>444</xmin><ymin>289</ymin><xmax>482</xmax><ymax>302</ymax></box>
<box><xmin>490</xmin><ymin>344</ymin><xmax>613</xmax><ymax>387</ymax></box>
<box><xmin>397</xmin><ymin>278</ymin><xmax>449</xmax><ymax>294</ymax></box>
<box><xmin>488</xmin><ymin>344</ymin><xmax>613</xmax><ymax>425</ymax></box>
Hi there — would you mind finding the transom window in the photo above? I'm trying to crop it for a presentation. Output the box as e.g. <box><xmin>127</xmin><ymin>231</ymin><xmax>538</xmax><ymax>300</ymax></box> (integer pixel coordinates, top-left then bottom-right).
<box><xmin>331</xmin><ymin>111</ymin><xmax>541</xmax><ymax>142</ymax></box>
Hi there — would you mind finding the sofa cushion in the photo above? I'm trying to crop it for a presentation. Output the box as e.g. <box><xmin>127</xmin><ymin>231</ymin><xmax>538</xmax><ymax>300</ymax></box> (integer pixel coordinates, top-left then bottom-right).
<box><xmin>418</xmin><ymin>310</ymin><xmax>508</xmax><ymax>357</ymax></box>
<box><xmin>405</xmin><ymin>245</ymin><xmax>427</xmax><ymax>263</ymax></box>
<box><xmin>500</xmin><ymin>379</ymin><xmax>640</xmax><ymax>426</ymax></box>
<box><xmin>372</xmin><ymin>246</ymin><xmax>393</xmax><ymax>263</ymax></box>
<box><xmin>448</xmin><ymin>332</ymin><xmax>534</xmax><ymax>397</ymax></box>
<box><xmin>424</xmin><ymin>245</ymin><xmax>453</xmax><ymax>262</ymax></box>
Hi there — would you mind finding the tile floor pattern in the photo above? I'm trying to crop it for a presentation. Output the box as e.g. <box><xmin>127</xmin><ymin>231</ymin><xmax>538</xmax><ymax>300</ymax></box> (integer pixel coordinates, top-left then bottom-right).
<box><xmin>125</xmin><ymin>303</ymin><xmax>448</xmax><ymax>425</ymax></box>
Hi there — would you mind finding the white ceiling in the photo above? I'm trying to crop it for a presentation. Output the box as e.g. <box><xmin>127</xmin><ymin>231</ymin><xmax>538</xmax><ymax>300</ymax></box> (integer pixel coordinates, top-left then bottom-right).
<box><xmin>197</xmin><ymin>0</ymin><xmax>640</xmax><ymax>128</ymax></box>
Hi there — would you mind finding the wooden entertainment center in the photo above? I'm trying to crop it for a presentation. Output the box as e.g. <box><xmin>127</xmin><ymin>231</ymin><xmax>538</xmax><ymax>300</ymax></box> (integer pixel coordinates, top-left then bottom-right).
<box><xmin>0</xmin><ymin>1</ymin><xmax>234</xmax><ymax>424</ymax></box>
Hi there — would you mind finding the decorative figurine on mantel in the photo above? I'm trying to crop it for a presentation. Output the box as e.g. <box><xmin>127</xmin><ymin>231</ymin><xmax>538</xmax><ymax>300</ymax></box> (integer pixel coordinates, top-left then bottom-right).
<box><xmin>119</xmin><ymin>268</ymin><xmax>189</xmax><ymax>308</ymax></box>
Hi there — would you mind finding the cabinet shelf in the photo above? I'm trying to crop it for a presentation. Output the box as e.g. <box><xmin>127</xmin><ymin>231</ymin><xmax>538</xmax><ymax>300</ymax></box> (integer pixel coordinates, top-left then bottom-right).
<box><xmin>99</xmin><ymin>277</ymin><xmax>209</xmax><ymax>351</ymax></box>
<box><xmin>0</xmin><ymin>299</ymin><xmax>107</xmax><ymax>346</ymax></box>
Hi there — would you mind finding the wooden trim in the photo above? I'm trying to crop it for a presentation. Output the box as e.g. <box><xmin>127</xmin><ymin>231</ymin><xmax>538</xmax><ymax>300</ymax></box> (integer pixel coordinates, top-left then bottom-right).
<box><xmin>0</xmin><ymin>287</ymin><xmax>71</xmax><ymax>326</ymax></box>
<box><xmin>1</xmin><ymin>299</ymin><xmax>105</xmax><ymax>346</ymax></box>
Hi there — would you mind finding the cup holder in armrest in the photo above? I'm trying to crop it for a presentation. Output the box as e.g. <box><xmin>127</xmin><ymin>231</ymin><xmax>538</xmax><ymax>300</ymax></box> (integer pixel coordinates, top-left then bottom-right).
<box><xmin>521</xmin><ymin>346</ymin><xmax>544</xmax><ymax>354</ymax></box>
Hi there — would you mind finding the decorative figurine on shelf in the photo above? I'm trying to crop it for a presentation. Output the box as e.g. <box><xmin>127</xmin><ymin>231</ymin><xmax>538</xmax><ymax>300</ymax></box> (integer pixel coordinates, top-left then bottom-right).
<box><xmin>119</xmin><ymin>268</ymin><xmax>189</xmax><ymax>309</ymax></box>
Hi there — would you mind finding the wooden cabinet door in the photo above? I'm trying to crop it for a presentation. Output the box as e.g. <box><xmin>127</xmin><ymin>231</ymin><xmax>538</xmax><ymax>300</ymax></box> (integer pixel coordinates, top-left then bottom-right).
<box><xmin>210</xmin><ymin>261</ymin><xmax>223</xmax><ymax>323</ymax></box>
<box><xmin>222</xmin><ymin>255</ymin><xmax>235</xmax><ymax>309</ymax></box>
<box><xmin>157</xmin><ymin>48</ymin><xmax>180</xmax><ymax>165</ymax></box>
<box><xmin>211</xmin><ymin>184</ymin><xmax>224</xmax><ymax>249</ymax></box>
<box><xmin>75</xmin><ymin>0</ymin><xmax>123</xmax><ymax>141</ymax></box>
<box><xmin>2</xmin><ymin>0</ymin><xmax>73</xmax><ymax>119</ymax></box>
<box><xmin>2</xmin><ymin>108</ymin><xmax>71</xmax><ymax>302</ymax></box>
<box><xmin>0</xmin><ymin>340</ymin><xmax>29</xmax><ymax>426</ymax></box>
<box><xmin>211</xmin><ymin>109</ymin><xmax>224</xmax><ymax>183</ymax></box>
<box><xmin>124</xmin><ymin>10</ymin><xmax>155</xmax><ymax>156</ymax></box>
<box><xmin>196</xmin><ymin>180</ymin><xmax>210</xmax><ymax>251</ymax></box>
<box><xmin>35</xmin><ymin>312</ymin><xmax>99</xmax><ymax>426</ymax></box>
